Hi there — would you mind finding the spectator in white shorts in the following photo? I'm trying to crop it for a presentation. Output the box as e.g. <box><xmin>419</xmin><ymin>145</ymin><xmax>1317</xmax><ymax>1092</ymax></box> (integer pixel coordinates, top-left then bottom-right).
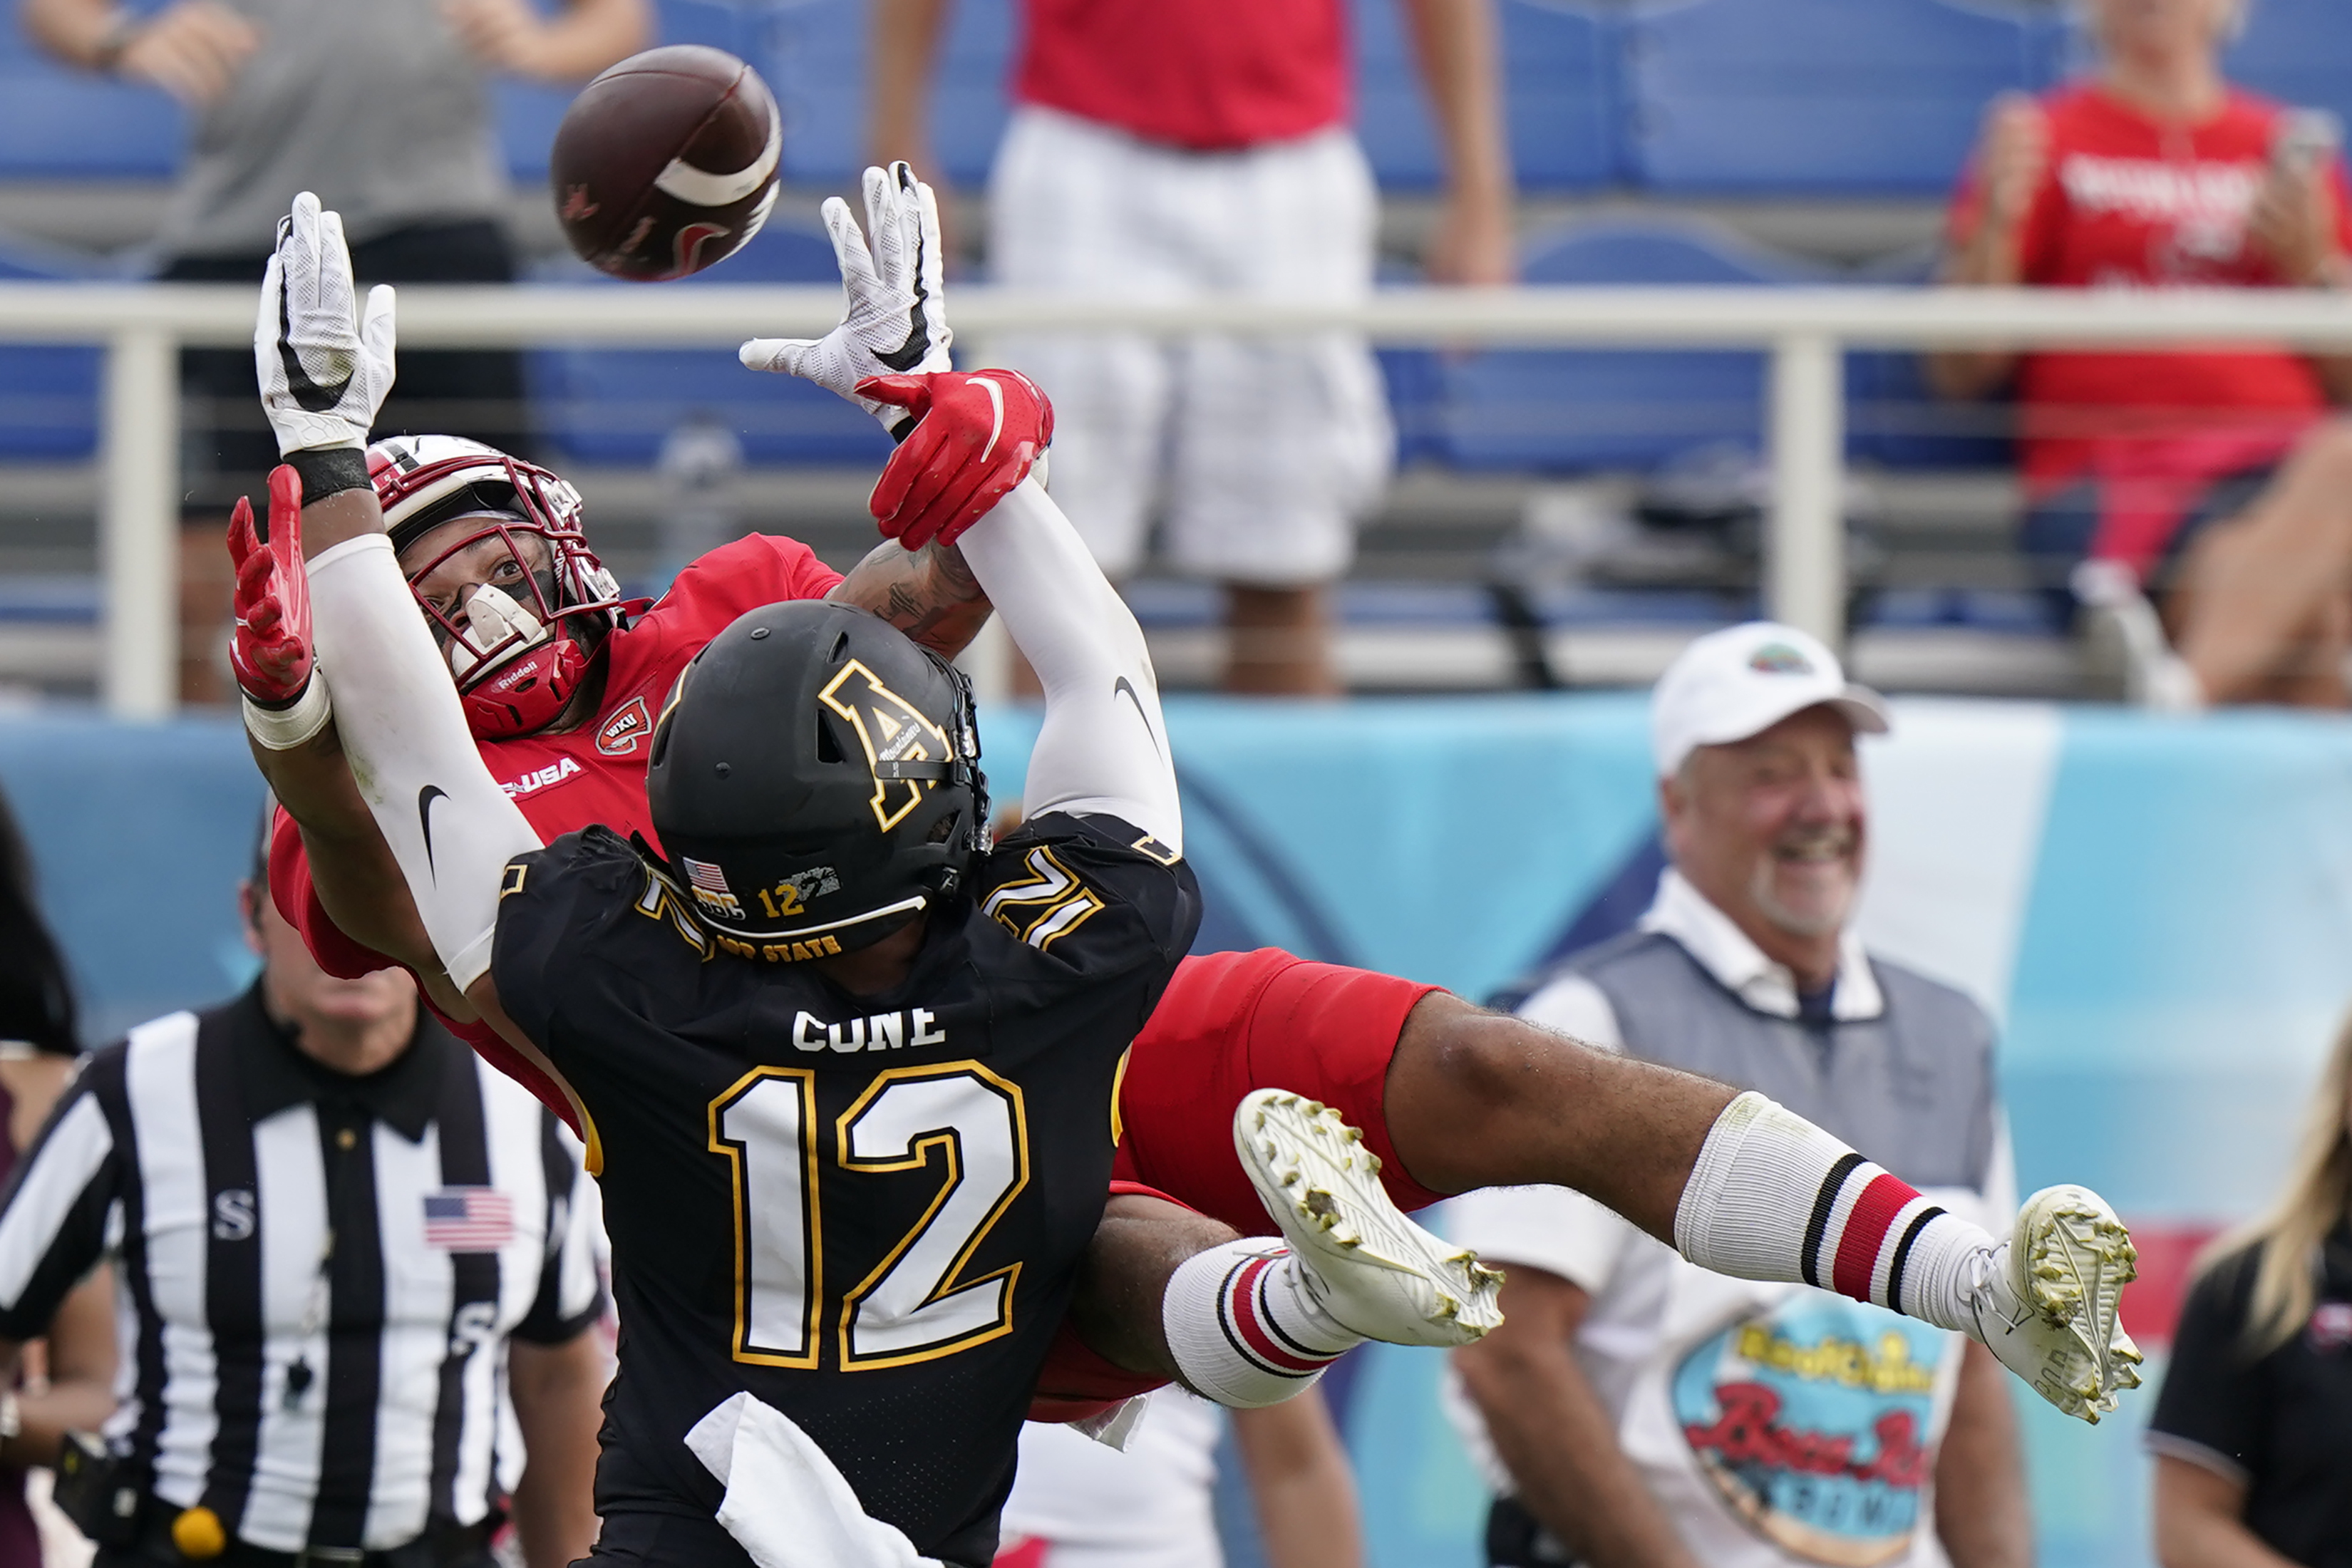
<box><xmin>994</xmin><ymin>1388</ymin><xmax>1361</xmax><ymax>1568</ymax></box>
<box><xmin>872</xmin><ymin>0</ymin><xmax>1516</xmax><ymax>693</ymax></box>
<box><xmin>1445</xmin><ymin>623</ymin><xmax>2031</xmax><ymax>1568</ymax></box>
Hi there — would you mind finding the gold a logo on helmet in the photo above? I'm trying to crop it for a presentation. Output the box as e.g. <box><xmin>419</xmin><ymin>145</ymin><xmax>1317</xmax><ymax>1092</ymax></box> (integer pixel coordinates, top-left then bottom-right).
<box><xmin>818</xmin><ymin>660</ymin><xmax>954</xmax><ymax>832</ymax></box>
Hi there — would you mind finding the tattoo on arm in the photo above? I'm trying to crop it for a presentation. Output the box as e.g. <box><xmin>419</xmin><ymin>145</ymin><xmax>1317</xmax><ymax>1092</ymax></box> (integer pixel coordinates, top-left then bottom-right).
<box><xmin>838</xmin><ymin>540</ymin><xmax>993</xmax><ymax>658</ymax></box>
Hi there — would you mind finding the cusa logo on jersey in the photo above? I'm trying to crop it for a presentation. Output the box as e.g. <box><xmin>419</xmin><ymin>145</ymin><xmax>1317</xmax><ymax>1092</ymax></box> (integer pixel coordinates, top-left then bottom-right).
<box><xmin>597</xmin><ymin>696</ymin><xmax>654</xmax><ymax>756</ymax></box>
<box><xmin>502</xmin><ymin>756</ymin><xmax>584</xmax><ymax>799</ymax></box>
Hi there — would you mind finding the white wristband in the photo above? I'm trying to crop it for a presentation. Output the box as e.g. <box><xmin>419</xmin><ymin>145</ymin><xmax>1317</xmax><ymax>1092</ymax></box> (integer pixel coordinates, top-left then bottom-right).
<box><xmin>240</xmin><ymin>676</ymin><xmax>334</xmax><ymax>751</ymax></box>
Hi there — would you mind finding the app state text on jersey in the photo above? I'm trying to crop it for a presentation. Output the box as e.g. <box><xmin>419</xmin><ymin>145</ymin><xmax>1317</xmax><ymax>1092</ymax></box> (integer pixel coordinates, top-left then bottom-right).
<box><xmin>490</xmin><ymin>812</ymin><xmax>1199</xmax><ymax>1567</ymax></box>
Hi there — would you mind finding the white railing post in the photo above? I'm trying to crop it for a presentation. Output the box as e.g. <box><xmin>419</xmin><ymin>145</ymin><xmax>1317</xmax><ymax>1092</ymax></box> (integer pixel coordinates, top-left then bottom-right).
<box><xmin>99</xmin><ymin>326</ymin><xmax>179</xmax><ymax>718</ymax></box>
<box><xmin>1765</xmin><ymin>331</ymin><xmax>1845</xmax><ymax>647</ymax></box>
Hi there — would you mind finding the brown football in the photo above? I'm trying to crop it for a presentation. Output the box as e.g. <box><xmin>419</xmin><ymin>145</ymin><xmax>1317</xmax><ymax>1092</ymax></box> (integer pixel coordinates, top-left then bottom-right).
<box><xmin>550</xmin><ymin>46</ymin><xmax>782</xmax><ymax>282</ymax></box>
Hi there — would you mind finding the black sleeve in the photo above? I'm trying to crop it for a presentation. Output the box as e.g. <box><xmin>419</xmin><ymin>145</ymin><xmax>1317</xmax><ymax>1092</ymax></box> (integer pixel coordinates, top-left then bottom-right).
<box><xmin>491</xmin><ymin>827</ymin><xmax>661</xmax><ymax>1057</ymax></box>
<box><xmin>2146</xmin><ymin>1249</ymin><xmax>2266</xmax><ymax>1482</ymax></box>
<box><xmin>511</xmin><ymin>1113</ymin><xmax>608</xmax><ymax>1346</ymax></box>
<box><xmin>0</xmin><ymin>1053</ymin><xmax>123</xmax><ymax>1341</ymax></box>
<box><xmin>976</xmin><ymin>812</ymin><xmax>1201</xmax><ymax>981</ymax></box>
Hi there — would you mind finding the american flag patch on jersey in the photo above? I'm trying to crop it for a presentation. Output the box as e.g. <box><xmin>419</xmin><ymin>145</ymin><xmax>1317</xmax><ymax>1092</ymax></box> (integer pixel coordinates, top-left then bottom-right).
<box><xmin>423</xmin><ymin>1189</ymin><xmax>514</xmax><ymax>1252</ymax></box>
<box><xmin>681</xmin><ymin>857</ymin><xmax>733</xmax><ymax>897</ymax></box>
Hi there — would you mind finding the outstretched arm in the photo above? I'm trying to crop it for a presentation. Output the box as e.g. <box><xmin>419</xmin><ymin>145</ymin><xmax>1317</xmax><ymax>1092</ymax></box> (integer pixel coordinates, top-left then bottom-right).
<box><xmin>830</xmin><ymin>537</ymin><xmax>991</xmax><ymax>659</ymax></box>
<box><xmin>957</xmin><ymin>475</ymin><xmax>1180</xmax><ymax>848</ymax></box>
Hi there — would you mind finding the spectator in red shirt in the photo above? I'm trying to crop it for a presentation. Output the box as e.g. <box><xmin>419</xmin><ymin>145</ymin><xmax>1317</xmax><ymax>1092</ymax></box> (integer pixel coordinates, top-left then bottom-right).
<box><xmin>1929</xmin><ymin>0</ymin><xmax>2352</xmax><ymax>708</ymax></box>
<box><xmin>872</xmin><ymin>0</ymin><xmax>1515</xmax><ymax>695</ymax></box>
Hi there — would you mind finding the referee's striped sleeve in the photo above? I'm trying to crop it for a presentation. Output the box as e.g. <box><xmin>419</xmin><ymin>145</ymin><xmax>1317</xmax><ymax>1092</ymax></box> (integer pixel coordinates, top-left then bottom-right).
<box><xmin>512</xmin><ymin>1113</ymin><xmax>604</xmax><ymax>1344</ymax></box>
<box><xmin>0</xmin><ymin>1065</ymin><xmax>122</xmax><ymax>1341</ymax></box>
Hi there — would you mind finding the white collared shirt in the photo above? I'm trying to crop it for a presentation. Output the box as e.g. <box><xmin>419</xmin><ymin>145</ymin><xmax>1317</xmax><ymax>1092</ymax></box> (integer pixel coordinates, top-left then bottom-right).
<box><xmin>1520</xmin><ymin>867</ymin><xmax>1880</xmax><ymax>1047</ymax></box>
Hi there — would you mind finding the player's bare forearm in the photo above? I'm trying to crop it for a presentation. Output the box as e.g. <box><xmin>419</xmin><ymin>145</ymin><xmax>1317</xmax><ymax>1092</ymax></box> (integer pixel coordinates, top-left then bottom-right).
<box><xmin>247</xmin><ymin>726</ymin><xmax>448</xmax><ymax>977</ymax></box>
<box><xmin>1934</xmin><ymin>1341</ymin><xmax>2032</xmax><ymax>1568</ymax></box>
<box><xmin>1066</xmin><ymin>1195</ymin><xmax>1240</xmax><ymax>1382</ymax></box>
<box><xmin>832</xmin><ymin>537</ymin><xmax>993</xmax><ymax>659</ymax></box>
<box><xmin>1381</xmin><ymin>994</ymin><xmax>1735</xmax><ymax>1241</ymax></box>
<box><xmin>463</xmin><ymin>973</ymin><xmax>590</xmax><ymax>1131</ymax></box>
<box><xmin>1452</xmin><ymin>1270</ymin><xmax>1700</xmax><ymax>1568</ymax></box>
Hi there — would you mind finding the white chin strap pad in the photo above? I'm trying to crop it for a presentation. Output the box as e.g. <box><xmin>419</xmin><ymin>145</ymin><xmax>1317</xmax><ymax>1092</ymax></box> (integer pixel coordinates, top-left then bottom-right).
<box><xmin>306</xmin><ymin>533</ymin><xmax>542</xmax><ymax>990</ymax></box>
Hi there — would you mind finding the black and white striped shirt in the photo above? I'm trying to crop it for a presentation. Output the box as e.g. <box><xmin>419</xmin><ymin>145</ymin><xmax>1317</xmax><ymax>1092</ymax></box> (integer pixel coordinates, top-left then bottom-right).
<box><xmin>0</xmin><ymin>986</ymin><xmax>604</xmax><ymax>1553</ymax></box>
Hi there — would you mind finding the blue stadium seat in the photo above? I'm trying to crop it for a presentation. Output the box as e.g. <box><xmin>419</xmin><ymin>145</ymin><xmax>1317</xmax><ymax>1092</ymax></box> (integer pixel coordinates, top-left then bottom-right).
<box><xmin>763</xmin><ymin>0</ymin><xmax>1014</xmax><ymax>191</ymax></box>
<box><xmin>2223</xmin><ymin>0</ymin><xmax>2352</xmax><ymax>130</ymax></box>
<box><xmin>1624</xmin><ymin>0</ymin><xmax>2043</xmax><ymax>196</ymax></box>
<box><xmin>1435</xmin><ymin>218</ymin><xmax>1820</xmax><ymax>473</ymax></box>
<box><xmin>0</xmin><ymin>4</ymin><xmax>183</xmax><ymax>179</ymax></box>
<box><xmin>1354</xmin><ymin>0</ymin><xmax>1620</xmax><ymax>190</ymax></box>
<box><xmin>0</xmin><ymin>247</ymin><xmax>101</xmax><ymax>460</ymax></box>
<box><xmin>526</xmin><ymin>222</ymin><xmax>894</xmax><ymax>468</ymax></box>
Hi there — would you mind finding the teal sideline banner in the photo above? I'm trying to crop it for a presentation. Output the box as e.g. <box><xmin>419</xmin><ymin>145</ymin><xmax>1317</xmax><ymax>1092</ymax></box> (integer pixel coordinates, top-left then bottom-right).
<box><xmin>7</xmin><ymin>694</ymin><xmax>2352</xmax><ymax>1568</ymax></box>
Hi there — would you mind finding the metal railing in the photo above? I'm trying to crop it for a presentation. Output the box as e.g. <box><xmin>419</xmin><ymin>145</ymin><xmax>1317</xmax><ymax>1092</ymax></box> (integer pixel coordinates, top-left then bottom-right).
<box><xmin>4</xmin><ymin>281</ymin><xmax>2352</xmax><ymax>716</ymax></box>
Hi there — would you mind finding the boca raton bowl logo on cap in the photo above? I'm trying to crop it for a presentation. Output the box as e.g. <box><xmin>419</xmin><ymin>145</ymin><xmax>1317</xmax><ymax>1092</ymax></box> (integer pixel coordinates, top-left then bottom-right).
<box><xmin>1749</xmin><ymin>642</ymin><xmax>1816</xmax><ymax>676</ymax></box>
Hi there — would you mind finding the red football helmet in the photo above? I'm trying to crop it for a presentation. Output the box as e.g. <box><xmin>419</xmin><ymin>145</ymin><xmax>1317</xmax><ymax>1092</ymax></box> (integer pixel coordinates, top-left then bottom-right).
<box><xmin>368</xmin><ymin>435</ymin><xmax>626</xmax><ymax>739</ymax></box>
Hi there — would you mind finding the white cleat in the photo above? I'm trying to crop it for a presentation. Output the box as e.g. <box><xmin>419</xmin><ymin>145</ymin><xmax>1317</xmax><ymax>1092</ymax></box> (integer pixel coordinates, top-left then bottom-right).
<box><xmin>1966</xmin><ymin>1183</ymin><xmax>2144</xmax><ymax>1424</ymax></box>
<box><xmin>1234</xmin><ymin>1088</ymin><xmax>1506</xmax><ymax>1348</ymax></box>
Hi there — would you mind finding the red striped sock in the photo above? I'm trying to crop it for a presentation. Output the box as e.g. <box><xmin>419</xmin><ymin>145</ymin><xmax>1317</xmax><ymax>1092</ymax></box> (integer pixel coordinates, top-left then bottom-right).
<box><xmin>1162</xmin><ymin>1241</ymin><xmax>1360</xmax><ymax>1408</ymax></box>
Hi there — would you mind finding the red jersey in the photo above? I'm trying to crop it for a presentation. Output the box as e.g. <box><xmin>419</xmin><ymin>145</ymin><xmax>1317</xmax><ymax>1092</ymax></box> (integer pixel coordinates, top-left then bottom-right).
<box><xmin>1015</xmin><ymin>0</ymin><xmax>1348</xmax><ymax>152</ymax></box>
<box><xmin>269</xmin><ymin>534</ymin><xmax>844</xmax><ymax>1120</ymax></box>
<box><xmin>1949</xmin><ymin>84</ymin><xmax>2352</xmax><ymax>574</ymax></box>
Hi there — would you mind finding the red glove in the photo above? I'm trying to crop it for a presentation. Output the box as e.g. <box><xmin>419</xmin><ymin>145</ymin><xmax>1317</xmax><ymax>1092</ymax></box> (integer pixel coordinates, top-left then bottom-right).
<box><xmin>227</xmin><ymin>465</ymin><xmax>315</xmax><ymax>706</ymax></box>
<box><xmin>859</xmin><ymin>369</ymin><xmax>1053</xmax><ymax>550</ymax></box>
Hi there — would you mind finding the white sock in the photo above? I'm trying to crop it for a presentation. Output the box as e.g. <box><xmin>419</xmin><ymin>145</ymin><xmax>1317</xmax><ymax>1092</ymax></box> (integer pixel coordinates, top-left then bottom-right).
<box><xmin>1161</xmin><ymin>1239</ymin><xmax>1363</xmax><ymax>1408</ymax></box>
<box><xmin>1673</xmin><ymin>1092</ymin><xmax>1995</xmax><ymax>1333</ymax></box>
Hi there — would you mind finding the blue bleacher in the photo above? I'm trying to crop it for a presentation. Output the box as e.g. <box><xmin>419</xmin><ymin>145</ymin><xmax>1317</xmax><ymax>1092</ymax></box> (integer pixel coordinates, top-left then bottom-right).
<box><xmin>0</xmin><ymin>0</ymin><xmax>182</xmax><ymax>179</ymax></box>
<box><xmin>0</xmin><ymin>247</ymin><xmax>99</xmax><ymax>460</ymax></box>
<box><xmin>525</xmin><ymin>221</ymin><xmax>894</xmax><ymax>468</ymax></box>
<box><xmin>1624</xmin><ymin>0</ymin><xmax>2051</xmax><ymax>196</ymax></box>
<box><xmin>762</xmin><ymin>0</ymin><xmax>1015</xmax><ymax>192</ymax></box>
<box><xmin>1355</xmin><ymin>0</ymin><xmax>1620</xmax><ymax>191</ymax></box>
<box><xmin>1434</xmin><ymin>217</ymin><xmax>1822</xmax><ymax>473</ymax></box>
<box><xmin>2221</xmin><ymin>0</ymin><xmax>2352</xmax><ymax>129</ymax></box>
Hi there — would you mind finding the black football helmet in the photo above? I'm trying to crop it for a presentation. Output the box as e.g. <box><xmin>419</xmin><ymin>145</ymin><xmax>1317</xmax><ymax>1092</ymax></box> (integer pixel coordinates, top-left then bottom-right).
<box><xmin>646</xmin><ymin>599</ymin><xmax>987</xmax><ymax>961</ymax></box>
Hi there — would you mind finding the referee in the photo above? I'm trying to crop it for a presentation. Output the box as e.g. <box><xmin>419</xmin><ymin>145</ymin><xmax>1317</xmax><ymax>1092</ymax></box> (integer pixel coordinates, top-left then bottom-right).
<box><xmin>0</xmin><ymin>817</ymin><xmax>607</xmax><ymax>1568</ymax></box>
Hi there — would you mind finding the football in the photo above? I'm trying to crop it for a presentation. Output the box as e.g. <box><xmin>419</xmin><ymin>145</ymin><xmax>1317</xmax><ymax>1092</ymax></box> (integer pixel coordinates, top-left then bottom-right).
<box><xmin>550</xmin><ymin>45</ymin><xmax>783</xmax><ymax>282</ymax></box>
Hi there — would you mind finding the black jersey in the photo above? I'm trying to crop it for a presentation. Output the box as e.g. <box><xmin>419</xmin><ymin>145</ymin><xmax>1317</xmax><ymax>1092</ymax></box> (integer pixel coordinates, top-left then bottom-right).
<box><xmin>491</xmin><ymin>811</ymin><xmax>1199</xmax><ymax>1568</ymax></box>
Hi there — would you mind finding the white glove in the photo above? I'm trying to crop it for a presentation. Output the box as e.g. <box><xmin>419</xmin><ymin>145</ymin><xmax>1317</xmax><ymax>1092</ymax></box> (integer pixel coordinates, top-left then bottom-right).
<box><xmin>254</xmin><ymin>192</ymin><xmax>397</xmax><ymax>455</ymax></box>
<box><xmin>739</xmin><ymin>162</ymin><xmax>951</xmax><ymax>435</ymax></box>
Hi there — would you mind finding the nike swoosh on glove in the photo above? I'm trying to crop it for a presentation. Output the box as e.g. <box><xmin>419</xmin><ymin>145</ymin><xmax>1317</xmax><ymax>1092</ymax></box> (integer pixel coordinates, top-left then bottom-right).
<box><xmin>229</xmin><ymin>466</ymin><xmax>315</xmax><ymax>705</ymax></box>
<box><xmin>859</xmin><ymin>369</ymin><xmax>1053</xmax><ymax>550</ymax></box>
<box><xmin>738</xmin><ymin>163</ymin><xmax>951</xmax><ymax>435</ymax></box>
<box><xmin>254</xmin><ymin>191</ymin><xmax>397</xmax><ymax>455</ymax></box>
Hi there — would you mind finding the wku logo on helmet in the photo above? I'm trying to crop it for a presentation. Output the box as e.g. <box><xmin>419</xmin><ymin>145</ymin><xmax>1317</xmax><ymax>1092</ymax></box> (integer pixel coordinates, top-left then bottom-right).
<box><xmin>818</xmin><ymin>660</ymin><xmax>953</xmax><ymax>833</ymax></box>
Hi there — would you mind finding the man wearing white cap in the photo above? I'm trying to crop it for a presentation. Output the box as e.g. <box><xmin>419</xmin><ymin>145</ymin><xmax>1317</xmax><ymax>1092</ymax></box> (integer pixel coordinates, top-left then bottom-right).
<box><xmin>1447</xmin><ymin>622</ymin><xmax>2036</xmax><ymax>1568</ymax></box>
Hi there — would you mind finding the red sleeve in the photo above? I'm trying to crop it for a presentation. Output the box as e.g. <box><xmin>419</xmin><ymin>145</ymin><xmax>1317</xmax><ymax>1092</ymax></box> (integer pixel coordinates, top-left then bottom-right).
<box><xmin>659</xmin><ymin>533</ymin><xmax>845</xmax><ymax>630</ymax></box>
<box><xmin>268</xmin><ymin>810</ymin><xmax>401</xmax><ymax>981</ymax></box>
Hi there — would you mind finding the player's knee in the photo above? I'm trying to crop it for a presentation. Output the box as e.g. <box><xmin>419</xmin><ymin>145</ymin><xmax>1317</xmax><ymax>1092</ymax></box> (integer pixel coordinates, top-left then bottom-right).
<box><xmin>1392</xmin><ymin>993</ymin><xmax>1544</xmax><ymax>1122</ymax></box>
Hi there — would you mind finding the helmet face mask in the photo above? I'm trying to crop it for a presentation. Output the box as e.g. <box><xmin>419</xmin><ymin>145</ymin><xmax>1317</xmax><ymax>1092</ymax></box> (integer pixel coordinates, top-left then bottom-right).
<box><xmin>368</xmin><ymin>436</ymin><xmax>626</xmax><ymax>739</ymax></box>
<box><xmin>646</xmin><ymin>602</ymin><xmax>989</xmax><ymax>964</ymax></box>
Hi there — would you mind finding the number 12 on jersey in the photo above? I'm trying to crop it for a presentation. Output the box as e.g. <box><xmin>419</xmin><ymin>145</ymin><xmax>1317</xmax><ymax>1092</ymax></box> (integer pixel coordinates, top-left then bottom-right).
<box><xmin>710</xmin><ymin>1063</ymin><xmax>1031</xmax><ymax>1371</ymax></box>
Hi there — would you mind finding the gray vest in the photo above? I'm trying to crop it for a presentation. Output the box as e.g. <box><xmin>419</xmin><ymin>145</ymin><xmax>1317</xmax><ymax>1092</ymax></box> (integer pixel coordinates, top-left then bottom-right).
<box><xmin>1565</xmin><ymin>930</ymin><xmax>1997</xmax><ymax>1194</ymax></box>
